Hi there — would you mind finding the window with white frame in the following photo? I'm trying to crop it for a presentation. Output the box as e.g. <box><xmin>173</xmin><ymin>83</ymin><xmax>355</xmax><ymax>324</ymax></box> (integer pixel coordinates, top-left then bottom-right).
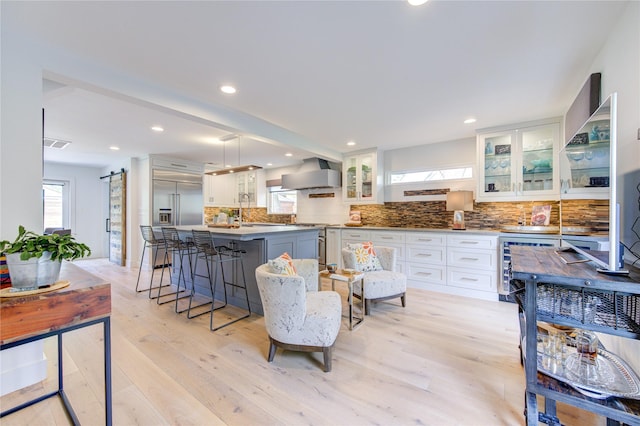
<box><xmin>43</xmin><ymin>180</ymin><xmax>70</xmax><ymax>230</ymax></box>
<box><xmin>267</xmin><ymin>186</ymin><xmax>297</xmax><ymax>214</ymax></box>
<box><xmin>389</xmin><ymin>166</ymin><xmax>473</xmax><ymax>184</ymax></box>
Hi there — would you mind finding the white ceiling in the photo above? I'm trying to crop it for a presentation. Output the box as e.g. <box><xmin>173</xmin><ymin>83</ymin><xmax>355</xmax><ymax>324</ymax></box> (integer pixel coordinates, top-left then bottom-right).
<box><xmin>3</xmin><ymin>1</ymin><xmax>628</xmax><ymax>170</ymax></box>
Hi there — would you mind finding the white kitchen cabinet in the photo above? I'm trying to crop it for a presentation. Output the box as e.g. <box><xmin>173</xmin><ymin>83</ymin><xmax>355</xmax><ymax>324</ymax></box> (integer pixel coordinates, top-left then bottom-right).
<box><xmin>446</xmin><ymin>234</ymin><xmax>498</xmax><ymax>299</ymax></box>
<box><xmin>151</xmin><ymin>156</ymin><xmax>204</xmax><ymax>174</ymax></box>
<box><xmin>336</xmin><ymin>228</ymin><xmax>500</xmax><ymax>300</ymax></box>
<box><xmin>205</xmin><ymin>173</ymin><xmax>236</xmax><ymax>207</ymax></box>
<box><xmin>205</xmin><ymin>170</ymin><xmax>266</xmax><ymax>207</ymax></box>
<box><xmin>342</xmin><ymin>150</ymin><xmax>384</xmax><ymax>204</ymax></box>
<box><xmin>236</xmin><ymin>169</ymin><xmax>267</xmax><ymax>207</ymax></box>
<box><xmin>405</xmin><ymin>232</ymin><xmax>447</xmax><ymax>287</ymax></box>
<box><xmin>370</xmin><ymin>230</ymin><xmax>405</xmax><ymax>273</ymax></box>
<box><xmin>477</xmin><ymin>119</ymin><xmax>561</xmax><ymax>201</ymax></box>
<box><xmin>559</xmin><ymin>109</ymin><xmax>611</xmax><ymax>199</ymax></box>
<box><xmin>325</xmin><ymin>228</ymin><xmax>341</xmax><ymax>267</ymax></box>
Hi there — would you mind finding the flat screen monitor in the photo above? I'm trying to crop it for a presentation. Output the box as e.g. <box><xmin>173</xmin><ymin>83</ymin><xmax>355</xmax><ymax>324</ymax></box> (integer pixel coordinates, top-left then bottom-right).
<box><xmin>560</xmin><ymin>93</ymin><xmax>627</xmax><ymax>274</ymax></box>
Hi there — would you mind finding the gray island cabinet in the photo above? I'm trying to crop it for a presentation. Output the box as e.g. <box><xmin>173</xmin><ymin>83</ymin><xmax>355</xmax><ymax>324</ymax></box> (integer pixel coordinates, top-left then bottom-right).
<box><xmin>170</xmin><ymin>225</ymin><xmax>319</xmax><ymax>315</ymax></box>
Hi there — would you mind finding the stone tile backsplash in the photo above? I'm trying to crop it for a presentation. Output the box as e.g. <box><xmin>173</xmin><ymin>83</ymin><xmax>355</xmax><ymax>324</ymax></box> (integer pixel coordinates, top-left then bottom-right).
<box><xmin>205</xmin><ymin>199</ymin><xmax>608</xmax><ymax>231</ymax></box>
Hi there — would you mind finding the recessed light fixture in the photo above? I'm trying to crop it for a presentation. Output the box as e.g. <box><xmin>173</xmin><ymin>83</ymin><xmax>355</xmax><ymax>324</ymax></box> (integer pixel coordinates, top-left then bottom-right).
<box><xmin>267</xmin><ymin>163</ymin><xmax>273</xmax><ymax>166</ymax></box>
<box><xmin>285</xmin><ymin>153</ymin><xmax>293</xmax><ymax>157</ymax></box>
<box><xmin>220</xmin><ymin>85</ymin><xmax>237</xmax><ymax>94</ymax></box>
<box><xmin>151</xmin><ymin>126</ymin><xmax>164</xmax><ymax>132</ymax></box>
<box><xmin>110</xmin><ymin>146</ymin><xmax>120</xmax><ymax>151</ymax></box>
<box><xmin>464</xmin><ymin>118</ymin><xmax>477</xmax><ymax>124</ymax></box>
<box><xmin>407</xmin><ymin>0</ymin><xmax>428</xmax><ymax>5</ymax></box>
<box><xmin>347</xmin><ymin>140</ymin><xmax>356</xmax><ymax>146</ymax></box>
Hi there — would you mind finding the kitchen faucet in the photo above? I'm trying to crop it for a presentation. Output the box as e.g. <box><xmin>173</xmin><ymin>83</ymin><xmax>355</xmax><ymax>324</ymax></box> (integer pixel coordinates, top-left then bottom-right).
<box><xmin>238</xmin><ymin>193</ymin><xmax>251</xmax><ymax>226</ymax></box>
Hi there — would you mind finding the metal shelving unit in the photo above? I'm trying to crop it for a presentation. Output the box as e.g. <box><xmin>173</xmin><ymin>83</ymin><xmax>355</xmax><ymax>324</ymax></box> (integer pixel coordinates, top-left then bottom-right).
<box><xmin>510</xmin><ymin>246</ymin><xmax>640</xmax><ymax>425</ymax></box>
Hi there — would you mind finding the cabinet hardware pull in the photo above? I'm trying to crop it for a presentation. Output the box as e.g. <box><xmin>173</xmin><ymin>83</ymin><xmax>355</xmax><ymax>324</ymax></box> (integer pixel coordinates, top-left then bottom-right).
<box><xmin>170</xmin><ymin>163</ymin><xmax>187</xmax><ymax>168</ymax></box>
<box><xmin>460</xmin><ymin>257</ymin><xmax>479</xmax><ymax>261</ymax></box>
<box><xmin>416</xmin><ymin>253</ymin><xmax>432</xmax><ymax>257</ymax></box>
<box><xmin>416</xmin><ymin>272</ymin><xmax>432</xmax><ymax>276</ymax></box>
<box><xmin>460</xmin><ymin>241</ymin><xmax>479</xmax><ymax>244</ymax></box>
<box><xmin>417</xmin><ymin>238</ymin><xmax>432</xmax><ymax>242</ymax></box>
<box><xmin>460</xmin><ymin>277</ymin><xmax>479</xmax><ymax>282</ymax></box>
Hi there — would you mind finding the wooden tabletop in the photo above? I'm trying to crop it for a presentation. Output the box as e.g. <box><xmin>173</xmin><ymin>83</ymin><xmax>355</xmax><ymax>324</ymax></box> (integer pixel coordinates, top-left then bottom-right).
<box><xmin>510</xmin><ymin>246</ymin><xmax>640</xmax><ymax>291</ymax></box>
<box><xmin>1</xmin><ymin>262</ymin><xmax>111</xmax><ymax>345</ymax></box>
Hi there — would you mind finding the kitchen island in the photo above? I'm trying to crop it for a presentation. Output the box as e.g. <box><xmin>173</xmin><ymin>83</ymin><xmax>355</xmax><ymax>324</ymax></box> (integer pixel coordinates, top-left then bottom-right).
<box><xmin>169</xmin><ymin>225</ymin><xmax>319</xmax><ymax>315</ymax></box>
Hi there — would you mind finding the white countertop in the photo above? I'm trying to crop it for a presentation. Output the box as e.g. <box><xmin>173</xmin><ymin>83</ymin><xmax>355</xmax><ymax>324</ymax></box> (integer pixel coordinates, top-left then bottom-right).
<box><xmin>174</xmin><ymin>224</ymin><xmax>319</xmax><ymax>241</ymax></box>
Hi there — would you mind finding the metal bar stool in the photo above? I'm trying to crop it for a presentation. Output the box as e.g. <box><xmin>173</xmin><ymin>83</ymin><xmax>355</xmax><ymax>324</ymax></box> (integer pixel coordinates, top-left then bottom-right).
<box><xmin>136</xmin><ymin>225</ymin><xmax>171</xmax><ymax>295</ymax></box>
<box><xmin>158</xmin><ymin>227</ymin><xmax>192</xmax><ymax>306</ymax></box>
<box><xmin>187</xmin><ymin>230</ymin><xmax>222</xmax><ymax>319</ymax></box>
<box><xmin>210</xmin><ymin>239</ymin><xmax>252</xmax><ymax>331</ymax></box>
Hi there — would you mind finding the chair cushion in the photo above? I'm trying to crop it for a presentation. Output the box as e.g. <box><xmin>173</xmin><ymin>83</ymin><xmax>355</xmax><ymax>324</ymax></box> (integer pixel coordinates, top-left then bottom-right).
<box><xmin>346</xmin><ymin>242</ymin><xmax>383</xmax><ymax>272</ymax></box>
<box><xmin>356</xmin><ymin>270</ymin><xmax>407</xmax><ymax>300</ymax></box>
<box><xmin>268</xmin><ymin>252</ymin><xmax>297</xmax><ymax>275</ymax></box>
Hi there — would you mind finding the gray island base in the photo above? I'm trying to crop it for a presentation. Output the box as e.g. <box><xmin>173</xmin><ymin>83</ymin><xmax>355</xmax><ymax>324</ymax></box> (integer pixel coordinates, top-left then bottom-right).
<box><xmin>165</xmin><ymin>225</ymin><xmax>319</xmax><ymax>315</ymax></box>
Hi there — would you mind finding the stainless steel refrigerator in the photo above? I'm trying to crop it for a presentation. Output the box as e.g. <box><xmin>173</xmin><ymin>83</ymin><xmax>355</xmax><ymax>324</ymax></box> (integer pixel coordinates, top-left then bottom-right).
<box><xmin>152</xmin><ymin>169</ymin><xmax>203</xmax><ymax>266</ymax></box>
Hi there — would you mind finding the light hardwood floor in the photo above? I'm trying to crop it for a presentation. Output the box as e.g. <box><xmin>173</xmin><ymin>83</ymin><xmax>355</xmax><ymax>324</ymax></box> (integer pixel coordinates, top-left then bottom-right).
<box><xmin>1</xmin><ymin>258</ymin><xmax>604</xmax><ymax>425</ymax></box>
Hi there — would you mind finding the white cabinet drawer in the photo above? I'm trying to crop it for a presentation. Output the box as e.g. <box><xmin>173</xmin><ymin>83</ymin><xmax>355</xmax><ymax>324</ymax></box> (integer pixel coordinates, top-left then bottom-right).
<box><xmin>341</xmin><ymin>229</ymin><xmax>371</xmax><ymax>241</ymax></box>
<box><xmin>447</xmin><ymin>247</ymin><xmax>497</xmax><ymax>271</ymax></box>
<box><xmin>406</xmin><ymin>245</ymin><xmax>445</xmax><ymax>265</ymax></box>
<box><xmin>406</xmin><ymin>232</ymin><xmax>447</xmax><ymax>246</ymax></box>
<box><xmin>447</xmin><ymin>234</ymin><xmax>497</xmax><ymax>250</ymax></box>
<box><xmin>447</xmin><ymin>267</ymin><xmax>497</xmax><ymax>292</ymax></box>
<box><xmin>406</xmin><ymin>263</ymin><xmax>446</xmax><ymax>285</ymax></box>
<box><xmin>370</xmin><ymin>230</ymin><xmax>405</xmax><ymax>244</ymax></box>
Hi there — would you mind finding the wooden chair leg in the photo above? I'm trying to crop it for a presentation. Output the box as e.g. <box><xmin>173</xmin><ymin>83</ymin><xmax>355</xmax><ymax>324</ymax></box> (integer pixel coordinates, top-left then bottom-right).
<box><xmin>401</xmin><ymin>293</ymin><xmax>406</xmax><ymax>307</ymax></box>
<box><xmin>365</xmin><ymin>299</ymin><xmax>371</xmax><ymax>315</ymax></box>
<box><xmin>323</xmin><ymin>346</ymin><xmax>332</xmax><ymax>372</ymax></box>
<box><xmin>267</xmin><ymin>339</ymin><xmax>277</xmax><ymax>362</ymax></box>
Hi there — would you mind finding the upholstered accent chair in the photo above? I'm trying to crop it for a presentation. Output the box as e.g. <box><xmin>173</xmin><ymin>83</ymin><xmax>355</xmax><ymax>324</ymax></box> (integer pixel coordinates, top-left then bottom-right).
<box><xmin>255</xmin><ymin>259</ymin><xmax>342</xmax><ymax>372</ymax></box>
<box><xmin>341</xmin><ymin>245</ymin><xmax>407</xmax><ymax>315</ymax></box>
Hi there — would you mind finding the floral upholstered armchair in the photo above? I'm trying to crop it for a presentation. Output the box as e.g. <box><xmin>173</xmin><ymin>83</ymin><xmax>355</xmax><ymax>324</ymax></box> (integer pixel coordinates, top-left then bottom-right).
<box><xmin>255</xmin><ymin>258</ymin><xmax>341</xmax><ymax>372</ymax></box>
<box><xmin>342</xmin><ymin>244</ymin><xmax>407</xmax><ymax>315</ymax></box>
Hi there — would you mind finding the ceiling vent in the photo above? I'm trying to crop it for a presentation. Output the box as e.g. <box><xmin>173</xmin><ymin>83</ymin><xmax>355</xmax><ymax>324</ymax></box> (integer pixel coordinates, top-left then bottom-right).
<box><xmin>43</xmin><ymin>138</ymin><xmax>71</xmax><ymax>149</ymax></box>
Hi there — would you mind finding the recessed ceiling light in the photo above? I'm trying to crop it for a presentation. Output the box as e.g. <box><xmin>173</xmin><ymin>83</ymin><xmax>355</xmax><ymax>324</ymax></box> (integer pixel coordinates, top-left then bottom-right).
<box><xmin>151</xmin><ymin>126</ymin><xmax>164</xmax><ymax>132</ymax></box>
<box><xmin>220</xmin><ymin>85</ymin><xmax>237</xmax><ymax>94</ymax></box>
<box><xmin>347</xmin><ymin>140</ymin><xmax>356</xmax><ymax>146</ymax></box>
<box><xmin>407</xmin><ymin>0</ymin><xmax>428</xmax><ymax>5</ymax></box>
<box><xmin>464</xmin><ymin>118</ymin><xmax>477</xmax><ymax>124</ymax></box>
<box><xmin>267</xmin><ymin>163</ymin><xmax>273</xmax><ymax>166</ymax></box>
<box><xmin>285</xmin><ymin>153</ymin><xmax>293</xmax><ymax>157</ymax></box>
<box><xmin>110</xmin><ymin>146</ymin><xmax>120</xmax><ymax>151</ymax></box>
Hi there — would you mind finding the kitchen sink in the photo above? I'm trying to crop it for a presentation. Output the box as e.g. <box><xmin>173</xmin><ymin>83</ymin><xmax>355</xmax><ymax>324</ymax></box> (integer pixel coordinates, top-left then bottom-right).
<box><xmin>501</xmin><ymin>225</ymin><xmax>560</xmax><ymax>234</ymax></box>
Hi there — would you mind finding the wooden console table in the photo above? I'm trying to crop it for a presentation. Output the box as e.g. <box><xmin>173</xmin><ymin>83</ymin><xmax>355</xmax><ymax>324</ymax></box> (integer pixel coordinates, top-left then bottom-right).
<box><xmin>0</xmin><ymin>262</ymin><xmax>112</xmax><ymax>425</ymax></box>
<box><xmin>510</xmin><ymin>246</ymin><xmax>640</xmax><ymax>426</ymax></box>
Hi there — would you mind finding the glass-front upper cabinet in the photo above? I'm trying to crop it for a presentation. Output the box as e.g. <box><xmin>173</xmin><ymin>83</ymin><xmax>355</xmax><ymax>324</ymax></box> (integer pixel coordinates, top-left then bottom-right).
<box><xmin>343</xmin><ymin>150</ymin><xmax>384</xmax><ymax>204</ymax></box>
<box><xmin>477</xmin><ymin>119</ymin><xmax>560</xmax><ymax>201</ymax></box>
<box><xmin>559</xmin><ymin>106</ymin><xmax>611</xmax><ymax>198</ymax></box>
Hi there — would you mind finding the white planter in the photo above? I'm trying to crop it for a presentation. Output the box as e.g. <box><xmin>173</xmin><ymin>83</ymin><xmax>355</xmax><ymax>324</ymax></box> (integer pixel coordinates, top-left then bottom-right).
<box><xmin>5</xmin><ymin>252</ymin><xmax>62</xmax><ymax>290</ymax></box>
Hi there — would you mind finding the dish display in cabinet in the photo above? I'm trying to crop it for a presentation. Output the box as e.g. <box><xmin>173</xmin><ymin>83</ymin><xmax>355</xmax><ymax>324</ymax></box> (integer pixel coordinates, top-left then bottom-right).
<box><xmin>559</xmin><ymin>96</ymin><xmax>612</xmax><ymax>199</ymax></box>
<box><xmin>342</xmin><ymin>150</ymin><xmax>384</xmax><ymax>204</ymax></box>
<box><xmin>477</xmin><ymin>119</ymin><xmax>560</xmax><ymax>201</ymax></box>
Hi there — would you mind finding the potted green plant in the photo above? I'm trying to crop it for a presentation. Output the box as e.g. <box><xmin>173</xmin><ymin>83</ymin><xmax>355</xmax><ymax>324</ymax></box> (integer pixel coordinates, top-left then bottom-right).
<box><xmin>0</xmin><ymin>225</ymin><xmax>91</xmax><ymax>290</ymax></box>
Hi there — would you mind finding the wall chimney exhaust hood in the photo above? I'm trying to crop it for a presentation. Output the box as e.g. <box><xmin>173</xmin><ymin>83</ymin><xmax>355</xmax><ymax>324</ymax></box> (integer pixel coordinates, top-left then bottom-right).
<box><xmin>281</xmin><ymin>158</ymin><xmax>341</xmax><ymax>190</ymax></box>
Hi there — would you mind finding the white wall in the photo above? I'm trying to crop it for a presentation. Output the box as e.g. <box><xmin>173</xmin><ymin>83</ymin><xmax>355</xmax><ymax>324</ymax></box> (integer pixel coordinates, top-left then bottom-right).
<box><xmin>44</xmin><ymin>162</ymin><xmax>105</xmax><ymax>258</ymax></box>
<box><xmin>384</xmin><ymin>138</ymin><xmax>476</xmax><ymax>202</ymax></box>
<box><xmin>0</xmin><ymin>24</ymin><xmax>43</xmax><ymax>239</ymax></box>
